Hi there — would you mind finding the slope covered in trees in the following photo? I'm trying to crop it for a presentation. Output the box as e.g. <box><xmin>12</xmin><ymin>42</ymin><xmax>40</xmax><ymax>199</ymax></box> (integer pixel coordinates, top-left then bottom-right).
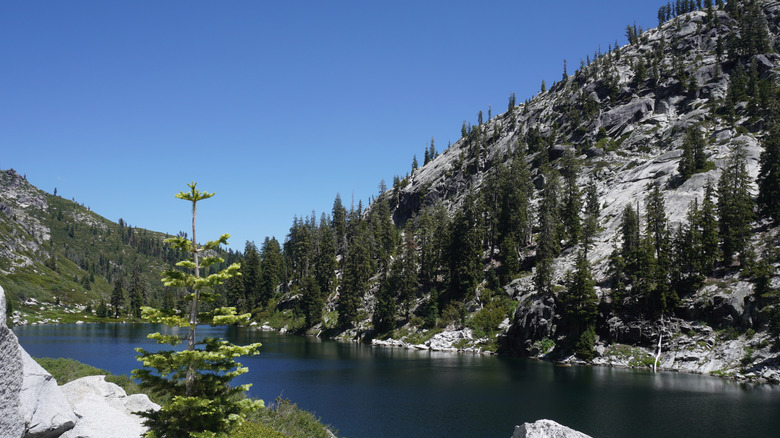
<box><xmin>216</xmin><ymin>0</ymin><xmax>780</xmax><ymax>378</ymax></box>
<box><xmin>0</xmin><ymin>169</ymin><xmax>241</xmax><ymax>323</ymax></box>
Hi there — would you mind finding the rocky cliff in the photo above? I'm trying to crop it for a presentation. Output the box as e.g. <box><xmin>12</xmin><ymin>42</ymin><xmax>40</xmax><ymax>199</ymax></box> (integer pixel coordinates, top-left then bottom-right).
<box><xmin>366</xmin><ymin>0</ymin><xmax>780</xmax><ymax>380</ymax></box>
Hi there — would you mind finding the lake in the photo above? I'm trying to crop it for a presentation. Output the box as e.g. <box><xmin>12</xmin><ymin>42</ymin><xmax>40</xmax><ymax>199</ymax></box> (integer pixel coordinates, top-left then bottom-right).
<box><xmin>14</xmin><ymin>323</ymin><xmax>780</xmax><ymax>437</ymax></box>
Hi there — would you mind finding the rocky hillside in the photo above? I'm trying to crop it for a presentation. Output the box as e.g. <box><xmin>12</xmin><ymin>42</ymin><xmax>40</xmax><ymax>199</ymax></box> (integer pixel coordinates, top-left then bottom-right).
<box><xmin>0</xmin><ymin>169</ymin><xmax>181</xmax><ymax>324</ymax></box>
<box><xmin>360</xmin><ymin>0</ymin><xmax>780</xmax><ymax>380</ymax></box>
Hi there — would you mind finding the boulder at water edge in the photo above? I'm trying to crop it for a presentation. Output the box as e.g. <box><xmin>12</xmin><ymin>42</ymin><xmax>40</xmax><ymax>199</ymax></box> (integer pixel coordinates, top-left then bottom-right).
<box><xmin>20</xmin><ymin>348</ymin><xmax>78</xmax><ymax>438</ymax></box>
<box><xmin>60</xmin><ymin>375</ymin><xmax>159</xmax><ymax>438</ymax></box>
<box><xmin>0</xmin><ymin>284</ymin><xmax>25</xmax><ymax>438</ymax></box>
<box><xmin>511</xmin><ymin>419</ymin><xmax>592</xmax><ymax>438</ymax></box>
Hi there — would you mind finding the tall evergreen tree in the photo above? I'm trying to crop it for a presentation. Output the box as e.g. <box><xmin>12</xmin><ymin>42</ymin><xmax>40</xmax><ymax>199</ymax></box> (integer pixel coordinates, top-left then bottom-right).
<box><xmin>338</xmin><ymin>220</ymin><xmax>372</xmax><ymax>328</ymax></box>
<box><xmin>560</xmin><ymin>250</ymin><xmax>598</xmax><ymax>332</ymax></box>
<box><xmin>395</xmin><ymin>233</ymin><xmax>420</xmax><ymax>319</ymax></box>
<box><xmin>758</xmin><ymin>123</ymin><xmax>780</xmax><ymax>224</ymax></box>
<box><xmin>369</xmin><ymin>197</ymin><xmax>396</xmax><ymax>273</ymax></box>
<box><xmin>259</xmin><ymin>237</ymin><xmax>283</xmax><ymax>305</ymax></box>
<box><xmin>582</xmin><ymin>178</ymin><xmax>600</xmax><ymax>255</ymax></box>
<box><xmin>700</xmin><ymin>180</ymin><xmax>720</xmax><ymax>273</ymax></box>
<box><xmin>128</xmin><ymin>265</ymin><xmax>147</xmax><ymax>318</ymax></box>
<box><xmin>332</xmin><ymin>194</ymin><xmax>348</xmax><ymax>256</ymax></box>
<box><xmin>678</xmin><ymin>126</ymin><xmax>708</xmax><ymax>180</ymax></box>
<box><xmin>446</xmin><ymin>191</ymin><xmax>482</xmax><ymax>302</ymax></box>
<box><xmin>314</xmin><ymin>215</ymin><xmax>338</xmax><ymax>296</ymax></box>
<box><xmin>242</xmin><ymin>241</ymin><xmax>262</xmax><ymax>309</ymax></box>
<box><xmin>415</xmin><ymin>203</ymin><xmax>449</xmax><ymax>288</ymax></box>
<box><xmin>110</xmin><ymin>277</ymin><xmax>124</xmax><ymax>318</ymax></box>
<box><xmin>372</xmin><ymin>278</ymin><xmax>396</xmax><ymax>336</ymax></box>
<box><xmin>645</xmin><ymin>185</ymin><xmax>676</xmax><ymax>315</ymax></box>
<box><xmin>133</xmin><ymin>182</ymin><xmax>259</xmax><ymax>437</ymax></box>
<box><xmin>718</xmin><ymin>146</ymin><xmax>755</xmax><ymax>264</ymax></box>
<box><xmin>301</xmin><ymin>275</ymin><xmax>324</xmax><ymax>329</ymax></box>
<box><xmin>561</xmin><ymin>150</ymin><xmax>582</xmax><ymax>246</ymax></box>
<box><xmin>534</xmin><ymin>171</ymin><xmax>562</xmax><ymax>296</ymax></box>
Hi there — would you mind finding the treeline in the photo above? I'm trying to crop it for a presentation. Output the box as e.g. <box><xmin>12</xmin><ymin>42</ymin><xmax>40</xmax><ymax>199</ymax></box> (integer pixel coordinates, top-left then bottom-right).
<box><xmin>209</xmin><ymin>0</ymin><xmax>780</xmax><ymax>350</ymax></box>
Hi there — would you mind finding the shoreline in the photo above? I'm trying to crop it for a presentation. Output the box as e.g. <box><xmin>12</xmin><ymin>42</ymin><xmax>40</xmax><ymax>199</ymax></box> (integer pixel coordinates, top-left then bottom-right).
<box><xmin>16</xmin><ymin>319</ymin><xmax>780</xmax><ymax>385</ymax></box>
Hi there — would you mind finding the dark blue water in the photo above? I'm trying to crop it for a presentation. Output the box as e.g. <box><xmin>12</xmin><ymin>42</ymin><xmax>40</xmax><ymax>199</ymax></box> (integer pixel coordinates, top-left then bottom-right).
<box><xmin>14</xmin><ymin>323</ymin><xmax>780</xmax><ymax>437</ymax></box>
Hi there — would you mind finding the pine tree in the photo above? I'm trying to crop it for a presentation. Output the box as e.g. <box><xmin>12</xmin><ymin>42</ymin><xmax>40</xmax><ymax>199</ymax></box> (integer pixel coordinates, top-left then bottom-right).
<box><xmin>535</xmin><ymin>171</ymin><xmax>561</xmax><ymax>296</ymax></box>
<box><xmin>369</xmin><ymin>197</ymin><xmax>396</xmax><ymax>273</ymax></box>
<box><xmin>428</xmin><ymin>137</ymin><xmax>437</xmax><ymax>163</ymax></box>
<box><xmin>242</xmin><ymin>241</ymin><xmax>262</xmax><ymax>309</ymax></box>
<box><xmin>560</xmin><ymin>150</ymin><xmax>582</xmax><ymax>246</ymax></box>
<box><xmin>758</xmin><ymin>123</ymin><xmax>780</xmax><ymax>224</ymax></box>
<box><xmin>396</xmin><ymin>233</ymin><xmax>419</xmax><ymax>319</ymax></box>
<box><xmin>678</xmin><ymin>126</ymin><xmax>707</xmax><ymax>180</ymax></box>
<box><xmin>133</xmin><ymin>182</ymin><xmax>260</xmax><ymax>437</ymax></box>
<box><xmin>415</xmin><ymin>204</ymin><xmax>449</xmax><ymax>288</ymax></box>
<box><xmin>259</xmin><ymin>237</ymin><xmax>283</xmax><ymax>305</ymax></box>
<box><xmin>621</xmin><ymin>204</ymin><xmax>641</xmax><ymax>273</ymax></box>
<box><xmin>314</xmin><ymin>216</ymin><xmax>337</xmax><ymax>296</ymax></box>
<box><xmin>96</xmin><ymin>298</ymin><xmax>109</xmax><ymax>318</ymax></box>
<box><xmin>561</xmin><ymin>250</ymin><xmax>598</xmax><ymax>332</ymax></box>
<box><xmin>128</xmin><ymin>265</ymin><xmax>147</xmax><ymax>318</ymax></box>
<box><xmin>582</xmin><ymin>179</ymin><xmax>600</xmax><ymax>255</ymax></box>
<box><xmin>338</xmin><ymin>220</ymin><xmax>372</xmax><ymax>328</ymax></box>
<box><xmin>332</xmin><ymin>194</ymin><xmax>347</xmax><ymax>256</ymax></box>
<box><xmin>372</xmin><ymin>279</ymin><xmax>396</xmax><ymax>336</ymax></box>
<box><xmin>446</xmin><ymin>191</ymin><xmax>482</xmax><ymax>302</ymax></box>
<box><xmin>110</xmin><ymin>277</ymin><xmax>124</xmax><ymax>318</ymax></box>
<box><xmin>301</xmin><ymin>275</ymin><xmax>324</xmax><ymax>329</ymax></box>
<box><xmin>645</xmin><ymin>184</ymin><xmax>667</xmax><ymax>257</ymax></box>
<box><xmin>700</xmin><ymin>180</ymin><xmax>720</xmax><ymax>274</ymax></box>
<box><xmin>718</xmin><ymin>146</ymin><xmax>755</xmax><ymax>265</ymax></box>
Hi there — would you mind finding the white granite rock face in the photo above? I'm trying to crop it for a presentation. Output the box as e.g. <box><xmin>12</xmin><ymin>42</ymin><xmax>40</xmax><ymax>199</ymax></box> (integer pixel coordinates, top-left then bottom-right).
<box><xmin>511</xmin><ymin>420</ymin><xmax>592</xmax><ymax>438</ymax></box>
<box><xmin>0</xmin><ymin>285</ymin><xmax>24</xmax><ymax>438</ymax></box>
<box><xmin>60</xmin><ymin>375</ymin><xmax>159</xmax><ymax>438</ymax></box>
<box><xmin>20</xmin><ymin>349</ymin><xmax>77</xmax><ymax>438</ymax></box>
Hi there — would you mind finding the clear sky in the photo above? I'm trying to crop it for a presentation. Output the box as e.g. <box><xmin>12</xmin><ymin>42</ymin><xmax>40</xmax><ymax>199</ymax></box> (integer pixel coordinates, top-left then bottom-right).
<box><xmin>1</xmin><ymin>1</ymin><xmax>663</xmax><ymax>250</ymax></box>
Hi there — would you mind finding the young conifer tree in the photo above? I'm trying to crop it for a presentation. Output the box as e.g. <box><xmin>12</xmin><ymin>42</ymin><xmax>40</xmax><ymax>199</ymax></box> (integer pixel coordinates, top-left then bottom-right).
<box><xmin>133</xmin><ymin>182</ymin><xmax>262</xmax><ymax>438</ymax></box>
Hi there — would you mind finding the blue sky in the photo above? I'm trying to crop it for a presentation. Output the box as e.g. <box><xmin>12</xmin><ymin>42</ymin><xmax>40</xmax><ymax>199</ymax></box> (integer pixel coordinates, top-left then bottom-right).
<box><xmin>1</xmin><ymin>1</ymin><xmax>663</xmax><ymax>250</ymax></box>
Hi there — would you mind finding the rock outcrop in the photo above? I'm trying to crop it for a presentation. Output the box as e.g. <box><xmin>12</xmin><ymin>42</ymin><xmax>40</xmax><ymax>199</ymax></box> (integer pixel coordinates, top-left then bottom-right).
<box><xmin>0</xmin><ymin>286</ymin><xmax>159</xmax><ymax>437</ymax></box>
<box><xmin>20</xmin><ymin>350</ymin><xmax>78</xmax><ymax>438</ymax></box>
<box><xmin>1</xmin><ymin>284</ymin><xmax>24</xmax><ymax>438</ymax></box>
<box><xmin>511</xmin><ymin>420</ymin><xmax>592</xmax><ymax>438</ymax></box>
<box><xmin>60</xmin><ymin>376</ymin><xmax>159</xmax><ymax>438</ymax></box>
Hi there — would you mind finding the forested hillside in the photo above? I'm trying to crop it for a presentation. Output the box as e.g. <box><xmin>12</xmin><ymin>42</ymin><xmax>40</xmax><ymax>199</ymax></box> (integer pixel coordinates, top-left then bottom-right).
<box><xmin>217</xmin><ymin>0</ymin><xmax>780</xmax><ymax>379</ymax></box>
<box><xmin>0</xmin><ymin>169</ymin><xmax>240</xmax><ymax>324</ymax></box>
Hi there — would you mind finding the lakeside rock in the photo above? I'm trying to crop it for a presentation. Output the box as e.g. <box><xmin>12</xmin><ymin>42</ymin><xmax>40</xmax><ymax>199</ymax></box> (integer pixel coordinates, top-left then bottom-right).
<box><xmin>511</xmin><ymin>420</ymin><xmax>592</xmax><ymax>438</ymax></box>
<box><xmin>1</xmin><ymin>284</ymin><xmax>24</xmax><ymax>438</ymax></box>
<box><xmin>0</xmin><ymin>286</ymin><xmax>159</xmax><ymax>438</ymax></box>
<box><xmin>60</xmin><ymin>376</ymin><xmax>159</xmax><ymax>438</ymax></box>
<box><xmin>20</xmin><ymin>349</ymin><xmax>77</xmax><ymax>438</ymax></box>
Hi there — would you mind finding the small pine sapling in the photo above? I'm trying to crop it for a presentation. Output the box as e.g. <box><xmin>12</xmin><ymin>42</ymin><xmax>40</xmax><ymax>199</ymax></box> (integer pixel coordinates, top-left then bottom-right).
<box><xmin>133</xmin><ymin>182</ymin><xmax>262</xmax><ymax>438</ymax></box>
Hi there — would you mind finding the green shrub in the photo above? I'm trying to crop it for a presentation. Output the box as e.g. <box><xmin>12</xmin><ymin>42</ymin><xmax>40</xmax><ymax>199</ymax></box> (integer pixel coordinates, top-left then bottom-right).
<box><xmin>574</xmin><ymin>325</ymin><xmax>596</xmax><ymax>360</ymax></box>
<box><xmin>468</xmin><ymin>301</ymin><xmax>509</xmax><ymax>338</ymax></box>
<box><xmin>250</xmin><ymin>397</ymin><xmax>336</xmax><ymax>438</ymax></box>
<box><xmin>231</xmin><ymin>420</ymin><xmax>287</xmax><ymax>438</ymax></box>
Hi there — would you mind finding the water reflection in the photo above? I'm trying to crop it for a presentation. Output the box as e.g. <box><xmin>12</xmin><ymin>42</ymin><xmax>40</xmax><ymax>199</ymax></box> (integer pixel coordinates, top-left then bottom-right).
<box><xmin>15</xmin><ymin>324</ymin><xmax>780</xmax><ymax>438</ymax></box>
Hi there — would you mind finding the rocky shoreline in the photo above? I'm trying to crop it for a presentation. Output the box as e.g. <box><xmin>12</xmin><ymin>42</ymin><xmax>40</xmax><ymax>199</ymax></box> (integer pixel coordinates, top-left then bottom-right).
<box><xmin>314</xmin><ymin>320</ymin><xmax>780</xmax><ymax>384</ymax></box>
<box><xmin>1</xmin><ymin>286</ymin><xmax>159</xmax><ymax>438</ymax></box>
